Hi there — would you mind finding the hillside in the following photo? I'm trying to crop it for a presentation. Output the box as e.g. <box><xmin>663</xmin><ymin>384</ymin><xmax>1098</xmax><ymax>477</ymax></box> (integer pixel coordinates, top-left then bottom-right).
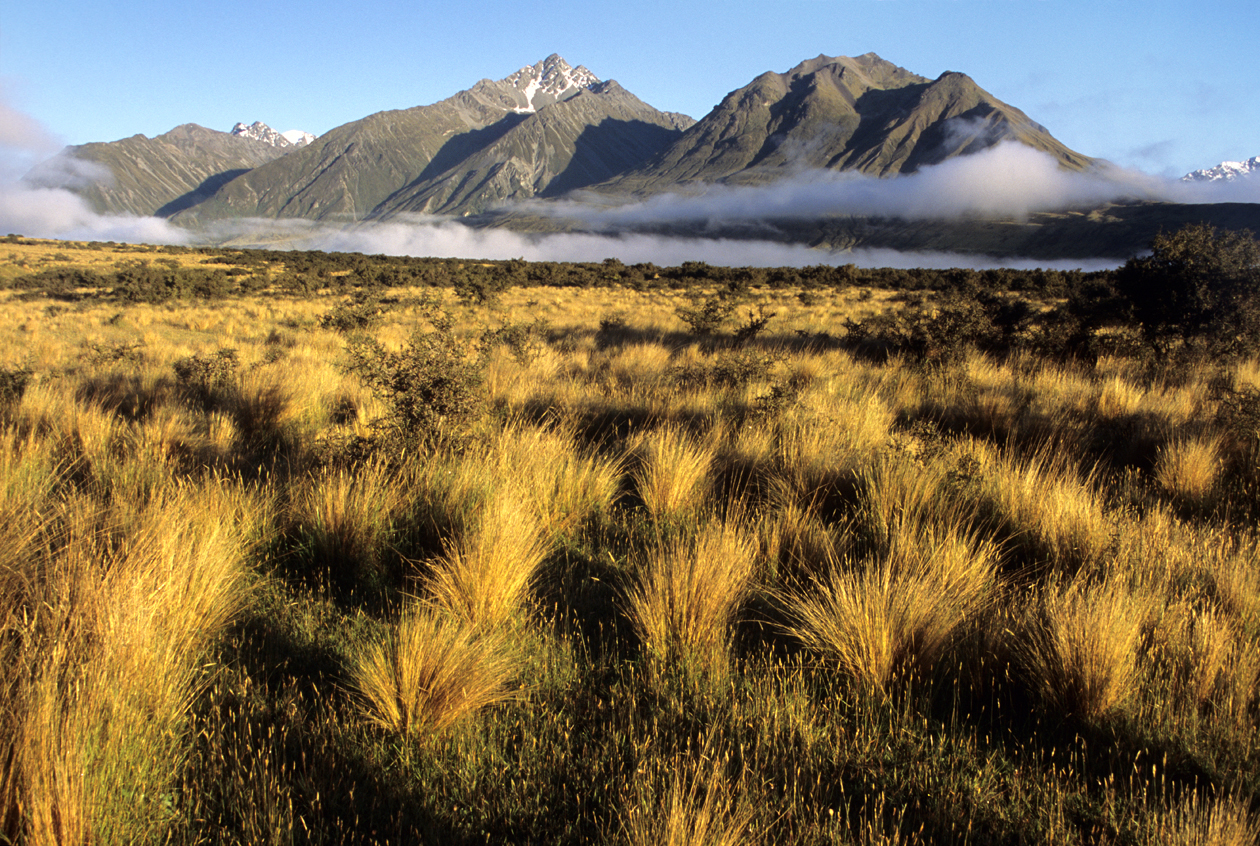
<box><xmin>172</xmin><ymin>56</ymin><xmax>692</xmax><ymax>225</ymax></box>
<box><xmin>25</xmin><ymin>123</ymin><xmax>289</xmax><ymax>217</ymax></box>
<box><xmin>602</xmin><ymin>53</ymin><xmax>1093</xmax><ymax>194</ymax></box>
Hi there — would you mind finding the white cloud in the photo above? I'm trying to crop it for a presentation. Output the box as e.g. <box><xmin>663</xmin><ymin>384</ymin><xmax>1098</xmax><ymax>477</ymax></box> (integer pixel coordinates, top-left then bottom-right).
<box><xmin>527</xmin><ymin>142</ymin><xmax>1174</xmax><ymax>225</ymax></box>
<box><xmin>0</xmin><ymin>182</ymin><xmax>190</xmax><ymax>243</ymax></box>
<box><xmin>200</xmin><ymin>215</ymin><xmax>1115</xmax><ymax>271</ymax></box>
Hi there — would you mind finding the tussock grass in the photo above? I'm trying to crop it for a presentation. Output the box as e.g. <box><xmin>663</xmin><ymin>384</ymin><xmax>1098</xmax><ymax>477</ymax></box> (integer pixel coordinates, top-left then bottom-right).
<box><xmin>5</xmin><ymin>261</ymin><xmax>1260</xmax><ymax>844</ymax></box>
<box><xmin>348</xmin><ymin>606</ymin><xmax>520</xmax><ymax>736</ymax></box>
<box><xmin>486</xmin><ymin>421</ymin><xmax>624</xmax><ymax>538</ymax></box>
<box><xmin>288</xmin><ymin>458</ymin><xmax>406</xmax><ymax>585</ymax></box>
<box><xmin>623</xmin><ymin>753</ymin><xmax>754</xmax><ymax>846</ymax></box>
<box><xmin>784</xmin><ymin>523</ymin><xmax>998</xmax><ymax>694</ymax></box>
<box><xmin>857</xmin><ymin>452</ymin><xmax>972</xmax><ymax>555</ymax></box>
<box><xmin>1169</xmin><ymin>607</ymin><xmax>1260</xmax><ymax>719</ymax></box>
<box><xmin>631</xmin><ymin>424</ymin><xmax>715</xmax><ymax>522</ymax></box>
<box><xmin>629</xmin><ymin>518</ymin><xmax>758</xmax><ymax>676</ymax></box>
<box><xmin>1</xmin><ymin>483</ymin><xmax>254</xmax><ymax>844</ymax></box>
<box><xmin>425</xmin><ymin>493</ymin><xmax>550</xmax><ymax>629</ymax></box>
<box><xmin>1147</xmin><ymin>792</ymin><xmax>1259</xmax><ymax>846</ymax></box>
<box><xmin>770</xmin><ymin>384</ymin><xmax>890</xmax><ymax>505</ymax></box>
<box><xmin>1156</xmin><ymin>434</ymin><xmax>1223</xmax><ymax>506</ymax></box>
<box><xmin>1018</xmin><ymin>577</ymin><xmax>1151</xmax><ymax>721</ymax></box>
<box><xmin>965</xmin><ymin>442</ymin><xmax>1113</xmax><ymax>572</ymax></box>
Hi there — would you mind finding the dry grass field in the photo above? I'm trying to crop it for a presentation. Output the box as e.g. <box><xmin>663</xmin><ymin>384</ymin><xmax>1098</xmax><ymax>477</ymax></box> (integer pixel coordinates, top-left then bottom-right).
<box><xmin>1</xmin><ymin>237</ymin><xmax>1258</xmax><ymax>844</ymax></box>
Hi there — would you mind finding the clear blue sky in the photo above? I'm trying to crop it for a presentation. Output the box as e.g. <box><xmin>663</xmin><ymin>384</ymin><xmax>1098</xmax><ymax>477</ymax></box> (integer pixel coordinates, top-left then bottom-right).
<box><xmin>2</xmin><ymin>0</ymin><xmax>1257</xmax><ymax>178</ymax></box>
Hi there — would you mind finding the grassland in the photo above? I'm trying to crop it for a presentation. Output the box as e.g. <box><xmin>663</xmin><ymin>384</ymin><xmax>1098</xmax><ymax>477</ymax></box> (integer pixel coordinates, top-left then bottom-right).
<box><xmin>1</xmin><ymin>237</ymin><xmax>1258</xmax><ymax>845</ymax></box>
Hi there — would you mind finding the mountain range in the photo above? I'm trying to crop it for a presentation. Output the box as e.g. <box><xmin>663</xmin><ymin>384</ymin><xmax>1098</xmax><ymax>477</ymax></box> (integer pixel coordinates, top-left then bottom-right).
<box><xmin>230</xmin><ymin>122</ymin><xmax>316</xmax><ymax>149</ymax></box>
<box><xmin>1183</xmin><ymin>156</ymin><xmax>1260</xmax><ymax>183</ymax></box>
<box><xmin>27</xmin><ymin>53</ymin><xmax>1260</xmax><ymax>259</ymax></box>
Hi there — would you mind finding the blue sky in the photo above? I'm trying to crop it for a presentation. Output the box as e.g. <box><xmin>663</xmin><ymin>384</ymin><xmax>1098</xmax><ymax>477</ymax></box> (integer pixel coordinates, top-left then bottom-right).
<box><xmin>2</xmin><ymin>0</ymin><xmax>1258</xmax><ymax>178</ymax></box>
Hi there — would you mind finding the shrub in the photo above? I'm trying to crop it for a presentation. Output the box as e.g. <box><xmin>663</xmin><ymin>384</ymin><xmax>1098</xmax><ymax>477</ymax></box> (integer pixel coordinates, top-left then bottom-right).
<box><xmin>0</xmin><ymin>365</ymin><xmax>31</xmax><ymax>411</ymax></box>
<box><xmin>677</xmin><ymin>292</ymin><xmax>738</xmax><ymax>336</ymax></box>
<box><xmin>1114</xmin><ymin>223</ymin><xmax>1260</xmax><ymax>358</ymax></box>
<box><xmin>173</xmin><ymin>348</ymin><xmax>240</xmax><ymax>411</ymax></box>
<box><xmin>344</xmin><ymin>309</ymin><xmax>485</xmax><ymax>450</ymax></box>
<box><xmin>481</xmin><ymin>319</ymin><xmax>549</xmax><ymax>365</ymax></box>
<box><xmin>319</xmin><ymin>291</ymin><xmax>391</xmax><ymax>333</ymax></box>
<box><xmin>731</xmin><ymin>306</ymin><xmax>775</xmax><ymax>348</ymax></box>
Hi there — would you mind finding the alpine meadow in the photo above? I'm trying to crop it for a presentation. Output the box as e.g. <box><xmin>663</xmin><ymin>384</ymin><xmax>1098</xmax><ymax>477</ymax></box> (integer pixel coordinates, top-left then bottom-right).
<box><xmin>2</xmin><ymin>227</ymin><xmax>1260</xmax><ymax>844</ymax></box>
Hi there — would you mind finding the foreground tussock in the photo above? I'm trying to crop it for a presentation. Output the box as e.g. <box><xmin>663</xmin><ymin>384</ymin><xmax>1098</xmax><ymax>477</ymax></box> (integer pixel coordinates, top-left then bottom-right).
<box><xmin>785</xmin><ymin>523</ymin><xmax>998</xmax><ymax>693</ymax></box>
<box><xmin>348</xmin><ymin>606</ymin><xmax>520</xmax><ymax>735</ymax></box>
<box><xmin>623</xmin><ymin>753</ymin><xmax>754</xmax><ymax>846</ymax></box>
<box><xmin>425</xmin><ymin>492</ymin><xmax>551</xmax><ymax>629</ymax></box>
<box><xmin>629</xmin><ymin>517</ymin><xmax>759</xmax><ymax>676</ymax></box>
<box><xmin>1018</xmin><ymin>577</ymin><xmax>1151</xmax><ymax>720</ymax></box>
<box><xmin>2</xmin><ymin>252</ymin><xmax>1260</xmax><ymax>844</ymax></box>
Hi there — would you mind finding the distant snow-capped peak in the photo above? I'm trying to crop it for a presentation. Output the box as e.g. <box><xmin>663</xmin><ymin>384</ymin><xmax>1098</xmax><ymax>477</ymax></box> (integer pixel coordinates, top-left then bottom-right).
<box><xmin>1182</xmin><ymin>155</ymin><xmax>1260</xmax><ymax>182</ymax></box>
<box><xmin>503</xmin><ymin>54</ymin><xmax>600</xmax><ymax>113</ymax></box>
<box><xmin>280</xmin><ymin>129</ymin><xmax>316</xmax><ymax>147</ymax></box>
<box><xmin>231</xmin><ymin>121</ymin><xmax>314</xmax><ymax>149</ymax></box>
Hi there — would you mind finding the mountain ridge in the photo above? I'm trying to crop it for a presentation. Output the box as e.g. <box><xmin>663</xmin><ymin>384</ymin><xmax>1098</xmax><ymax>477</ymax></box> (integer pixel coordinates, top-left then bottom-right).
<box><xmin>35</xmin><ymin>52</ymin><xmax>1102</xmax><ymax>230</ymax></box>
<box><xmin>599</xmin><ymin>53</ymin><xmax>1093</xmax><ymax>196</ymax></box>
<box><xmin>1183</xmin><ymin>155</ymin><xmax>1260</xmax><ymax>183</ymax></box>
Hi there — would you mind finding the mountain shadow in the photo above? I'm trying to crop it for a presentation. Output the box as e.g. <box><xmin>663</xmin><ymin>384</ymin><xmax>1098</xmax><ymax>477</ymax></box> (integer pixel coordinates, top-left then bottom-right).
<box><xmin>413</xmin><ymin>113</ymin><xmax>530</xmax><ymax>185</ymax></box>
<box><xmin>541</xmin><ymin>118</ymin><xmax>684</xmax><ymax>197</ymax></box>
<box><xmin>826</xmin><ymin>82</ymin><xmax>936</xmax><ymax>173</ymax></box>
<box><xmin>156</xmin><ymin>169</ymin><xmax>253</xmax><ymax>217</ymax></box>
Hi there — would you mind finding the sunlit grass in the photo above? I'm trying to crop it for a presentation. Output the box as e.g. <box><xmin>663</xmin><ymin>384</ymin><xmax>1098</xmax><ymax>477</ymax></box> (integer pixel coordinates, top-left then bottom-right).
<box><xmin>1155</xmin><ymin>434</ymin><xmax>1223</xmax><ymax>506</ymax></box>
<box><xmin>348</xmin><ymin>606</ymin><xmax>520</xmax><ymax>736</ymax></box>
<box><xmin>631</xmin><ymin>424</ymin><xmax>715</xmax><ymax>522</ymax></box>
<box><xmin>425</xmin><ymin>492</ymin><xmax>551</xmax><ymax>629</ymax></box>
<box><xmin>784</xmin><ymin>523</ymin><xmax>999</xmax><ymax>694</ymax></box>
<box><xmin>3</xmin><ymin>261</ymin><xmax>1260</xmax><ymax>844</ymax></box>
<box><xmin>629</xmin><ymin>517</ymin><xmax>758</xmax><ymax>677</ymax></box>
<box><xmin>1018</xmin><ymin>576</ymin><xmax>1151</xmax><ymax>721</ymax></box>
<box><xmin>623</xmin><ymin>753</ymin><xmax>754</xmax><ymax>846</ymax></box>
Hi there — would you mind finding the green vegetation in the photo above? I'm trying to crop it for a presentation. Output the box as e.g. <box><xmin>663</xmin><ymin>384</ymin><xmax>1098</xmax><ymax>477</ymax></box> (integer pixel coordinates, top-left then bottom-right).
<box><xmin>1</xmin><ymin>228</ymin><xmax>1259</xmax><ymax>844</ymax></box>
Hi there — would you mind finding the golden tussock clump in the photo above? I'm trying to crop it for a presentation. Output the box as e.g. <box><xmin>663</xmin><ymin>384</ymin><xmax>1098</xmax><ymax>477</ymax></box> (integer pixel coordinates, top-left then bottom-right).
<box><xmin>784</xmin><ymin>522</ymin><xmax>998</xmax><ymax>694</ymax></box>
<box><xmin>347</xmin><ymin>606</ymin><xmax>520</xmax><ymax>736</ymax></box>
<box><xmin>629</xmin><ymin>517</ymin><xmax>758</xmax><ymax>677</ymax></box>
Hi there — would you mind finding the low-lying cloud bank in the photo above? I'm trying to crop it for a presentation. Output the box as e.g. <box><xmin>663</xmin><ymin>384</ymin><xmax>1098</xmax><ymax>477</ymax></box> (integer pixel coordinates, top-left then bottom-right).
<box><xmin>0</xmin><ymin>95</ymin><xmax>191</xmax><ymax>244</ymax></box>
<box><xmin>0</xmin><ymin>182</ymin><xmax>192</xmax><ymax>245</ymax></box>
<box><xmin>252</xmin><ymin>216</ymin><xmax>1114</xmax><ymax>271</ymax></box>
<box><xmin>526</xmin><ymin>142</ymin><xmax>1260</xmax><ymax>226</ymax></box>
<box><xmin>2</xmin><ymin>97</ymin><xmax>1257</xmax><ymax>270</ymax></box>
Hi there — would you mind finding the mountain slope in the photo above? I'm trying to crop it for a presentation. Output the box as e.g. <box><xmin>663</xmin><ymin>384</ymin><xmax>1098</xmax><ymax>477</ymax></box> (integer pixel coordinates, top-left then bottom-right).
<box><xmin>370</xmin><ymin>81</ymin><xmax>687</xmax><ymax>217</ymax></box>
<box><xmin>175</xmin><ymin>55</ymin><xmax>692</xmax><ymax>224</ymax></box>
<box><xmin>604</xmin><ymin>53</ymin><xmax>1093</xmax><ymax>193</ymax></box>
<box><xmin>26</xmin><ymin>124</ymin><xmax>289</xmax><ymax>217</ymax></box>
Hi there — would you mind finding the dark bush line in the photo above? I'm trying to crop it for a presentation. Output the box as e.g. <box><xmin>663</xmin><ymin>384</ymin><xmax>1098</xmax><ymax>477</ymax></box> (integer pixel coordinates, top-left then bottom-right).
<box><xmin>6</xmin><ymin>240</ymin><xmax>1110</xmax><ymax>304</ymax></box>
<box><xmin>10</xmin><ymin>225</ymin><xmax>1258</xmax><ymax>370</ymax></box>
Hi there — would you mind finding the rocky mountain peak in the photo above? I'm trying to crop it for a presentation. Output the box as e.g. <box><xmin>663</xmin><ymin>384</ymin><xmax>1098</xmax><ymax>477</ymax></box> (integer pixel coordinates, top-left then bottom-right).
<box><xmin>502</xmin><ymin>55</ymin><xmax>601</xmax><ymax>113</ymax></box>
<box><xmin>1183</xmin><ymin>155</ymin><xmax>1260</xmax><ymax>183</ymax></box>
<box><xmin>230</xmin><ymin>121</ymin><xmax>313</xmax><ymax>149</ymax></box>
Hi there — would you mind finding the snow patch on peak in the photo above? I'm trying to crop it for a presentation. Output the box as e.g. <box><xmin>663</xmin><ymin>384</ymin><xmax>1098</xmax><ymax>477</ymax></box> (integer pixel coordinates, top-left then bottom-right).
<box><xmin>1182</xmin><ymin>155</ymin><xmax>1260</xmax><ymax>183</ymax></box>
<box><xmin>503</xmin><ymin>54</ymin><xmax>600</xmax><ymax>113</ymax></box>
<box><xmin>281</xmin><ymin>129</ymin><xmax>316</xmax><ymax>147</ymax></box>
<box><xmin>231</xmin><ymin>121</ymin><xmax>314</xmax><ymax>149</ymax></box>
